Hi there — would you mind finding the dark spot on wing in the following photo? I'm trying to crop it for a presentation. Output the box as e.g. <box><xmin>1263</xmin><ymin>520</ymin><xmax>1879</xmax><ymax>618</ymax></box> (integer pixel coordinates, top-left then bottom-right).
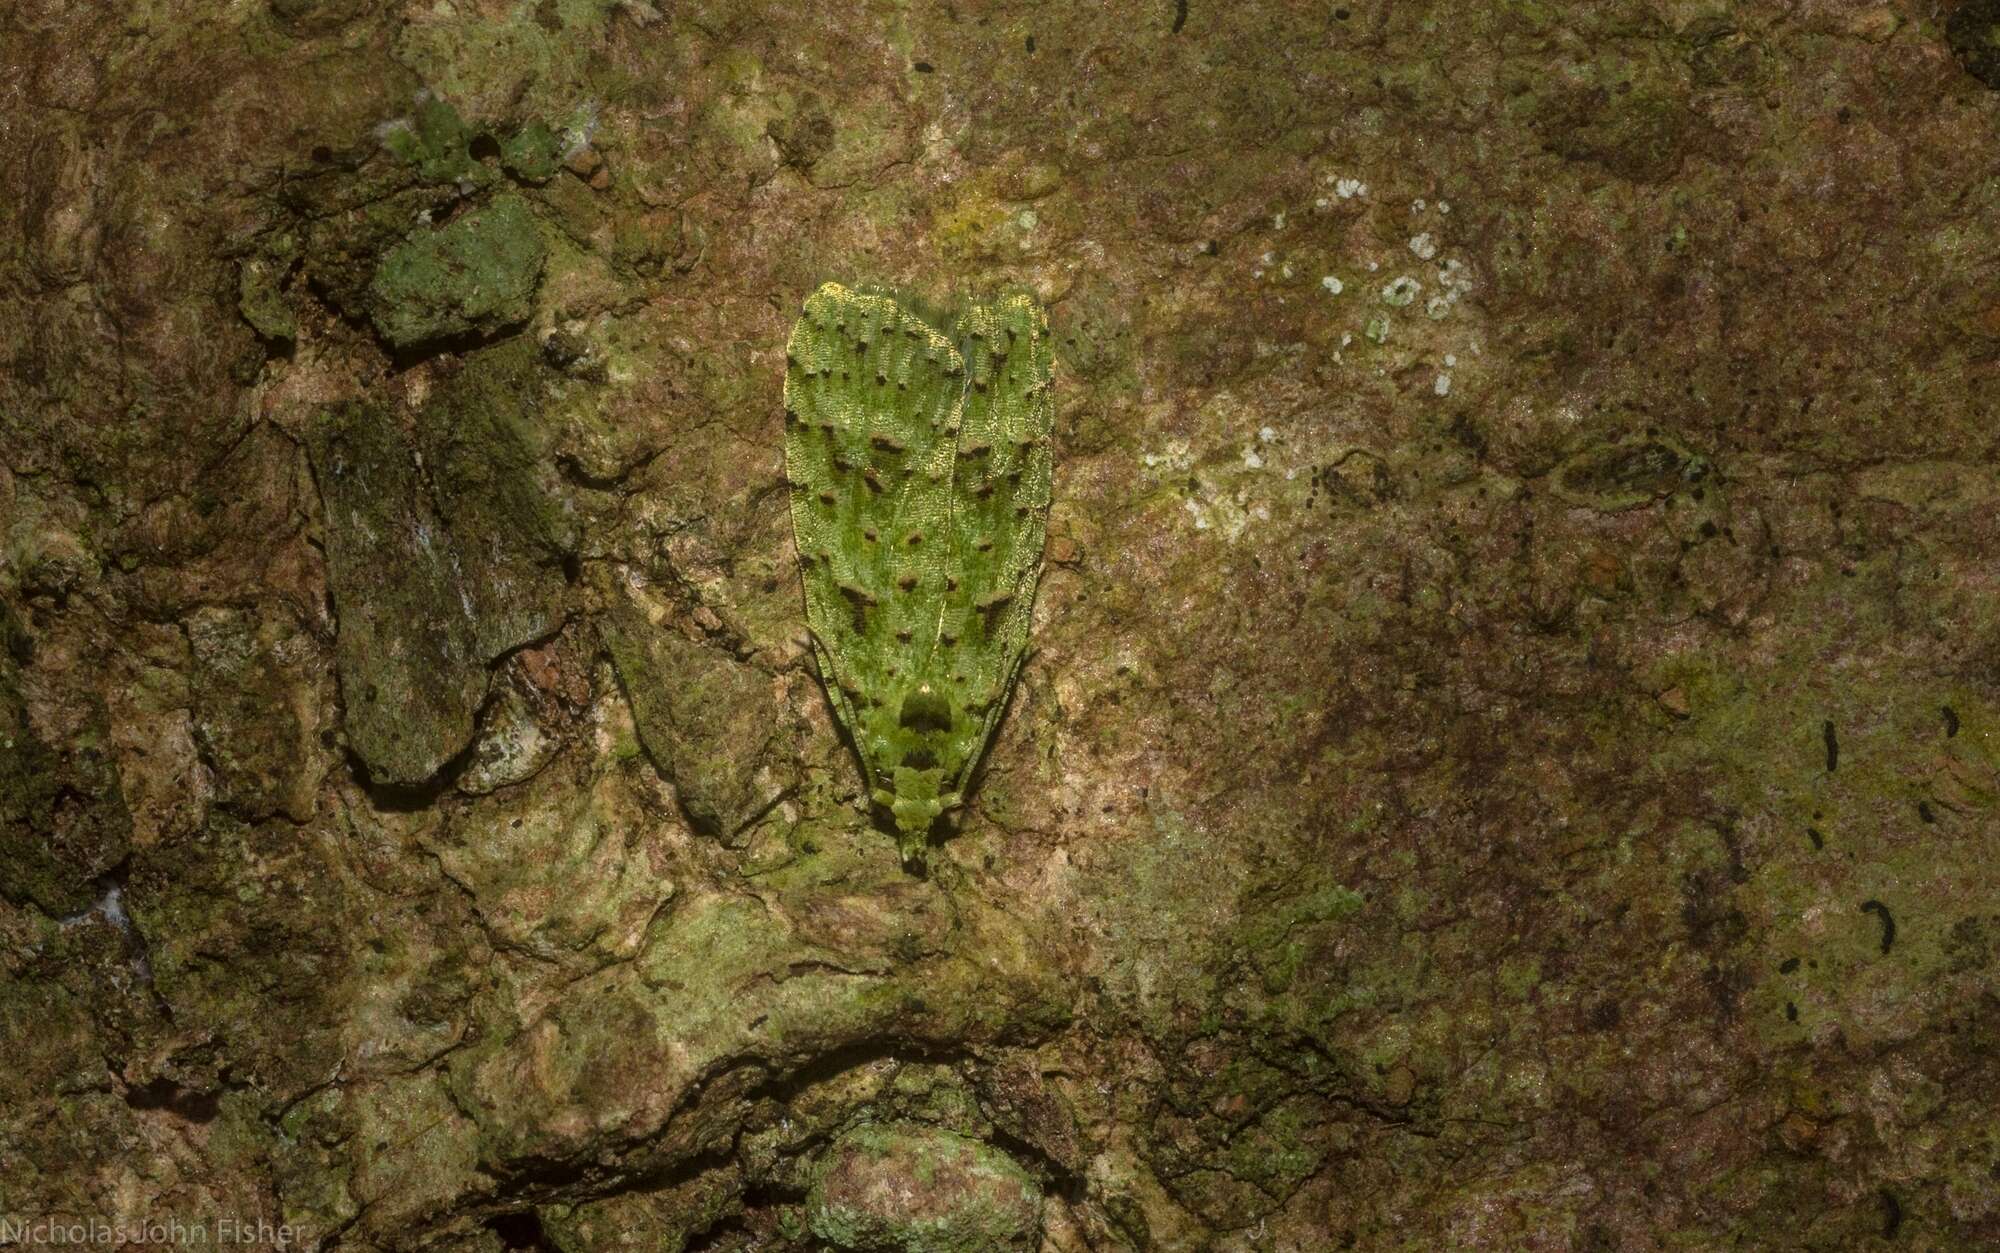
<box><xmin>837</xmin><ymin>582</ymin><xmax>878</xmax><ymax>632</ymax></box>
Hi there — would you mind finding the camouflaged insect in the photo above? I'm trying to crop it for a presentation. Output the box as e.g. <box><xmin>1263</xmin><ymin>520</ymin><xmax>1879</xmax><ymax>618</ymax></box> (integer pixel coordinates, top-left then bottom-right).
<box><xmin>785</xmin><ymin>282</ymin><xmax>1054</xmax><ymax>864</ymax></box>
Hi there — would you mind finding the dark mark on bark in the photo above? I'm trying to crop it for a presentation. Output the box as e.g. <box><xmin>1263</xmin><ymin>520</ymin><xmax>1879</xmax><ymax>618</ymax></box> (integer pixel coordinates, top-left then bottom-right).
<box><xmin>1807</xmin><ymin>827</ymin><xmax>1825</xmax><ymax>850</ymax></box>
<box><xmin>1860</xmin><ymin>899</ymin><xmax>1895</xmax><ymax>955</ymax></box>
<box><xmin>1879</xmin><ymin>1189</ymin><xmax>1901</xmax><ymax>1238</ymax></box>
<box><xmin>1942</xmin><ymin>704</ymin><xmax>1959</xmax><ymax>737</ymax></box>
<box><xmin>1822</xmin><ymin>719</ymin><xmax>1838</xmax><ymax>772</ymax></box>
<box><xmin>1171</xmin><ymin>0</ymin><xmax>1188</xmax><ymax>34</ymax></box>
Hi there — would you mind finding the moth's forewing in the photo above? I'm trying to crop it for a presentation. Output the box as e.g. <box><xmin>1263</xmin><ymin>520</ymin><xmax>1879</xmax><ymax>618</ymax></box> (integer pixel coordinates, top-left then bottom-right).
<box><xmin>934</xmin><ymin>294</ymin><xmax>1055</xmax><ymax>795</ymax></box>
<box><xmin>785</xmin><ymin>283</ymin><xmax>961</xmax><ymax>791</ymax></box>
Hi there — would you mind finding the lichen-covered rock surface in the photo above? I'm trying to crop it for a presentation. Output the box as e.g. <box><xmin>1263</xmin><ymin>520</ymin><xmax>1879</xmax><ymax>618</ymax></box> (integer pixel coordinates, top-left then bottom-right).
<box><xmin>4</xmin><ymin>1</ymin><xmax>2000</xmax><ymax>1248</ymax></box>
<box><xmin>808</xmin><ymin>1121</ymin><xmax>1044</xmax><ymax>1251</ymax></box>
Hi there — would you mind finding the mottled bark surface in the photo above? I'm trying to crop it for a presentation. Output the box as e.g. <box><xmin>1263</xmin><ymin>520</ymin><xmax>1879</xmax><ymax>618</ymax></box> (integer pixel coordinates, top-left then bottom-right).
<box><xmin>4</xmin><ymin>1</ymin><xmax>2000</xmax><ymax>1249</ymax></box>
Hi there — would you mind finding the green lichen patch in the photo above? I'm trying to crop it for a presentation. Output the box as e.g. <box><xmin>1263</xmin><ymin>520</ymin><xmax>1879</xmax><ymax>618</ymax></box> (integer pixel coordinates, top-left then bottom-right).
<box><xmin>0</xmin><ymin>654</ymin><xmax>131</xmax><ymax>916</ymax></box>
<box><xmin>501</xmin><ymin>120</ymin><xmax>563</xmax><ymax>183</ymax></box>
<box><xmin>432</xmin><ymin>755</ymin><xmax>672</xmax><ymax>968</ymax></box>
<box><xmin>297</xmin><ymin>182</ymin><xmax>456</xmax><ymax>322</ymax></box>
<box><xmin>125</xmin><ymin>812</ymin><xmax>354</xmax><ymax>1094</ymax></box>
<box><xmin>340</xmin><ymin>1074</ymin><xmax>491</xmax><ymax>1234</ymax></box>
<box><xmin>378</xmin><ymin>92</ymin><xmax>492</xmax><ymax>188</ymax></box>
<box><xmin>368</xmin><ymin>193</ymin><xmax>547</xmax><ymax>351</ymax></box>
<box><xmin>268</xmin><ymin>0</ymin><xmax>373</xmax><ymax>37</ymax></box>
<box><xmin>0</xmin><ymin>977</ymin><xmax>106</xmax><ymax>1107</ymax></box>
<box><xmin>807</xmin><ymin>1122</ymin><xmax>1042</xmax><ymax>1253</ymax></box>
<box><xmin>539</xmin><ymin>1166</ymin><xmax>742</xmax><ymax>1253</ymax></box>
<box><xmin>187</xmin><ymin>605</ymin><xmax>327</xmax><ymax>822</ymax></box>
<box><xmin>420</xmin><ymin>337</ymin><xmax>580</xmax><ymax>608</ymax></box>
<box><xmin>444</xmin><ymin>846</ymin><xmax>1066</xmax><ymax>1175</ymax></box>
<box><xmin>456</xmin><ymin>671</ymin><xmax>560</xmax><ymax>795</ymax></box>
<box><xmin>599</xmin><ymin>598</ymin><xmax>790</xmax><ymax>837</ymax></box>
<box><xmin>236</xmin><ymin>235</ymin><xmax>299</xmax><ymax>342</ymax></box>
<box><xmin>309</xmin><ymin>397</ymin><xmax>563</xmax><ymax>786</ymax></box>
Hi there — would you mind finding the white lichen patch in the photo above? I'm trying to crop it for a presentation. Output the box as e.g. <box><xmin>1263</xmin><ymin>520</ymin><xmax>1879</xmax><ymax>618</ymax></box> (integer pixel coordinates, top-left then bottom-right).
<box><xmin>1408</xmin><ymin>232</ymin><xmax>1438</xmax><ymax>260</ymax></box>
<box><xmin>1140</xmin><ymin>437</ymin><xmax>1196</xmax><ymax>475</ymax></box>
<box><xmin>1321</xmin><ymin>274</ymin><xmax>1344</xmax><ymax>295</ymax></box>
<box><xmin>375</xmin><ymin>116</ymin><xmax>416</xmax><ymax>148</ymax></box>
<box><xmin>1425</xmin><ymin>257</ymin><xmax>1475</xmax><ymax>320</ymax></box>
<box><xmin>460</xmin><ymin>683</ymin><xmax>558</xmax><ymax>795</ymax></box>
<box><xmin>1434</xmin><ymin>372</ymin><xmax>1452</xmax><ymax>397</ymax></box>
<box><xmin>558</xmin><ymin>100</ymin><xmax>601</xmax><ymax>161</ymax></box>
<box><xmin>1153</xmin><ymin>396</ymin><xmax>1296</xmax><ymax>543</ymax></box>
<box><xmin>1364</xmin><ymin>314</ymin><xmax>1391</xmax><ymax>344</ymax></box>
<box><xmin>1181</xmin><ymin>487</ymin><xmax>1267</xmax><ymax>542</ymax></box>
<box><xmin>1381</xmin><ymin>275</ymin><xmax>1421</xmax><ymax>307</ymax></box>
<box><xmin>1336</xmin><ymin>177</ymin><xmax>1367</xmax><ymax>199</ymax></box>
<box><xmin>59</xmin><ymin>882</ymin><xmax>130</xmax><ymax>931</ymax></box>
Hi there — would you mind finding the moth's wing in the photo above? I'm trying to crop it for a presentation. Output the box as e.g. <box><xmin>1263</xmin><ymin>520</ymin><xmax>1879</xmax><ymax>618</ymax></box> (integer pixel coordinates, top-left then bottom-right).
<box><xmin>785</xmin><ymin>283</ymin><xmax>963</xmax><ymax>787</ymax></box>
<box><xmin>808</xmin><ymin>633</ymin><xmax>871</xmax><ymax>789</ymax></box>
<box><xmin>932</xmin><ymin>292</ymin><xmax>1055</xmax><ymax>791</ymax></box>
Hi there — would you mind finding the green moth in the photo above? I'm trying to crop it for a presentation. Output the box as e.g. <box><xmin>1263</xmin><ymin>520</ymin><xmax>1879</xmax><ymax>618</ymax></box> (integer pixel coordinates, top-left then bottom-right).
<box><xmin>784</xmin><ymin>282</ymin><xmax>1055</xmax><ymax>864</ymax></box>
